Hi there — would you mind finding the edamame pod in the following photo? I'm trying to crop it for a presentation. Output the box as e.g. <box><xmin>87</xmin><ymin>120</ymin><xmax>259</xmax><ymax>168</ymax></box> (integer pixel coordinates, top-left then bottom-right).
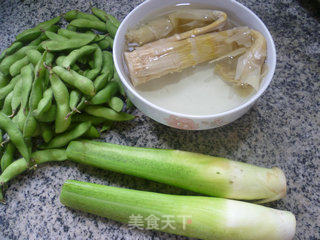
<box><xmin>70</xmin><ymin>19</ymin><xmax>107</xmax><ymax>32</ymax></box>
<box><xmin>64</xmin><ymin>10</ymin><xmax>100</xmax><ymax>22</ymax></box>
<box><xmin>0</xmin><ymin>42</ymin><xmax>23</xmax><ymax>63</ymax></box>
<box><xmin>0</xmin><ymin>143</ymin><xmax>15</xmax><ymax>172</ymax></box>
<box><xmin>84</xmin><ymin>106</ymin><xmax>134</xmax><ymax>121</ymax></box>
<box><xmin>0</xmin><ymin>74</ymin><xmax>9</xmax><ymax>88</ymax></box>
<box><xmin>45</xmin><ymin>31</ymin><xmax>68</xmax><ymax>41</ymax></box>
<box><xmin>101</xmin><ymin>51</ymin><xmax>114</xmax><ymax>74</ymax></box>
<box><xmin>69</xmin><ymin>90</ymin><xmax>81</xmax><ymax>113</ymax></box>
<box><xmin>26</xmin><ymin>49</ymin><xmax>42</xmax><ymax>66</ymax></box>
<box><xmin>20</xmin><ymin>64</ymin><xmax>34</xmax><ymax>111</ymax></box>
<box><xmin>109</xmin><ymin>97</ymin><xmax>124</xmax><ymax>112</ymax></box>
<box><xmin>2</xmin><ymin>91</ymin><xmax>13</xmax><ymax>115</ymax></box>
<box><xmin>29</xmin><ymin>51</ymin><xmax>47</xmax><ymax>111</ymax></box>
<box><xmin>61</xmin><ymin>45</ymin><xmax>96</xmax><ymax>69</ymax></box>
<box><xmin>0</xmin><ymin>46</ymin><xmax>37</xmax><ymax>75</ymax></box>
<box><xmin>9</xmin><ymin>56</ymin><xmax>29</xmax><ymax>77</ymax></box>
<box><xmin>40</xmin><ymin>121</ymin><xmax>91</xmax><ymax>149</ymax></box>
<box><xmin>4</xmin><ymin>42</ymin><xmax>24</xmax><ymax>56</ymax></box>
<box><xmin>40</xmin><ymin>123</ymin><xmax>53</xmax><ymax>143</ymax></box>
<box><xmin>57</xmin><ymin>28</ymin><xmax>95</xmax><ymax>39</ymax></box>
<box><xmin>11</xmin><ymin>77</ymin><xmax>22</xmax><ymax>115</ymax></box>
<box><xmin>36</xmin><ymin>16</ymin><xmax>61</xmax><ymax>29</ymax></box>
<box><xmin>91</xmin><ymin>8</ymin><xmax>120</xmax><ymax>27</ymax></box>
<box><xmin>34</xmin><ymin>104</ymin><xmax>56</xmax><ymax>123</ymax></box>
<box><xmin>32</xmin><ymin>87</ymin><xmax>53</xmax><ymax>118</ymax></box>
<box><xmin>106</xmin><ymin>21</ymin><xmax>118</xmax><ymax>38</ymax></box>
<box><xmin>23</xmin><ymin>112</ymin><xmax>38</xmax><ymax>138</ymax></box>
<box><xmin>90</xmin><ymin>81</ymin><xmax>119</xmax><ymax>105</ymax></box>
<box><xmin>55</xmin><ymin>56</ymin><xmax>66</xmax><ymax>66</ymax></box>
<box><xmin>16</xmin><ymin>28</ymin><xmax>42</xmax><ymax>43</ymax></box>
<box><xmin>12</xmin><ymin>108</ymin><xmax>27</xmax><ymax>131</ymax></box>
<box><xmin>83</xmin><ymin>125</ymin><xmax>100</xmax><ymax>139</ymax></box>
<box><xmin>84</xmin><ymin>45</ymin><xmax>102</xmax><ymax>80</ymax></box>
<box><xmin>97</xmin><ymin>36</ymin><xmax>113</xmax><ymax>50</ymax></box>
<box><xmin>0</xmin><ymin>74</ymin><xmax>21</xmax><ymax>100</ymax></box>
<box><xmin>52</xmin><ymin>66</ymin><xmax>95</xmax><ymax>97</ymax></box>
<box><xmin>41</xmin><ymin>35</ymin><xmax>96</xmax><ymax>52</ymax></box>
<box><xmin>49</xmin><ymin>73</ymin><xmax>71</xmax><ymax>133</ymax></box>
<box><xmin>0</xmin><ymin>112</ymin><xmax>30</xmax><ymax>163</ymax></box>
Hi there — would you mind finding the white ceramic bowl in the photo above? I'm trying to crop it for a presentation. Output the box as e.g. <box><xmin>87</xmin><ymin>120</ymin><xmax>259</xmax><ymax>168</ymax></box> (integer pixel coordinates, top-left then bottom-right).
<box><xmin>113</xmin><ymin>0</ymin><xmax>276</xmax><ymax>130</ymax></box>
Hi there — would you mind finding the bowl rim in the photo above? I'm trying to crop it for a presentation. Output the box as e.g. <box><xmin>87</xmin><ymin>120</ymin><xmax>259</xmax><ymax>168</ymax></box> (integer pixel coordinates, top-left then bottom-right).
<box><xmin>114</xmin><ymin>0</ymin><xmax>277</xmax><ymax>120</ymax></box>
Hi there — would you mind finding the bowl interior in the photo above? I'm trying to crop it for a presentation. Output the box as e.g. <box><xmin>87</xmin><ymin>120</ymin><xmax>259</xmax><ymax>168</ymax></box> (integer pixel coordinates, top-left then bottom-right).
<box><xmin>114</xmin><ymin>0</ymin><xmax>276</xmax><ymax>118</ymax></box>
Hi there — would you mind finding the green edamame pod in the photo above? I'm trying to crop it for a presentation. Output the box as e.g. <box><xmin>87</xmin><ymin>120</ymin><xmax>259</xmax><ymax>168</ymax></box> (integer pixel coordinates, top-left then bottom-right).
<box><xmin>32</xmin><ymin>87</ymin><xmax>53</xmax><ymax>118</ymax></box>
<box><xmin>40</xmin><ymin>123</ymin><xmax>53</xmax><ymax>143</ymax></box>
<box><xmin>101</xmin><ymin>51</ymin><xmax>114</xmax><ymax>74</ymax></box>
<box><xmin>45</xmin><ymin>52</ymin><xmax>55</xmax><ymax>66</ymax></box>
<box><xmin>16</xmin><ymin>28</ymin><xmax>42</xmax><ymax>43</ymax></box>
<box><xmin>75</xmin><ymin>96</ymin><xmax>89</xmax><ymax>111</ymax></box>
<box><xmin>57</xmin><ymin>28</ymin><xmax>95</xmax><ymax>39</ymax></box>
<box><xmin>91</xmin><ymin>7</ymin><xmax>108</xmax><ymax>22</ymax></box>
<box><xmin>29</xmin><ymin>51</ymin><xmax>47</xmax><ymax>111</ymax></box>
<box><xmin>34</xmin><ymin>104</ymin><xmax>56</xmax><ymax>123</ymax></box>
<box><xmin>40</xmin><ymin>121</ymin><xmax>91</xmax><ymax>149</ymax></box>
<box><xmin>62</xmin><ymin>45</ymin><xmax>96</xmax><ymax>69</ymax></box>
<box><xmin>23</xmin><ymin>112</ymin><xmax>38</xmax><ymax>138</ymax></box>
<box><xmin>41</xmin><ymin>35</ymin><xmax>96</xmax><ymax>52</ymax></box>
<box><xmin>93</xmin><ymin>34</ymin><xmax>106</xmax><ymax>42</ymax></box>
<box><xmin>20</xmin><ymin>64</ymin><xmax>34</xmax><ymax>111</ymax></box>
<box><xmin>5</xmin><ymin>42</ymin><xmax>24</xmax><ymax>56</ymax></box>
<box><xmin>71</xmin><ymin>113</ymin><xmax>105</xmax><ymax>125</ymax></box>
<box><xmin>97</xmin><ymin>36</ymin><xmax>113</xmax><ymax>50</ymax></box>
<box><xmin>45</xmin><ymin>31</ymin><xmax>68</xmax><ymax>41</ymax></box>
<box><xmin>126</xmin><ymin>98</ymin><xmax>134</xmax><ymax>110</ymax></box>
<box><xmin>52</xmin><ymin>66</ymin><xmax>95</xmax><ymax>97</ymax></box>
<box><xmin>93</xmin><ymin>73</ymin><xmax>109</xmax><ymax>92</ymax></box>
<box><xmin>9</xmin><ymin>56</ymin><xmax>29</xmax><ymax>77</ymax></box>
<box><xmin>106</xmin><ymin>21</ymin><xmax>118</xmax><ymax>38</ymax></box>
<box><xmin>70</xmin><ymin>19</ymin><xmax>107</xmax><ymax>32</ymax></box>
<box><xmin>11</xmin><ymin>77</ymin><xmax>22</xmax><ymax>115</ymax></box>
<box><xmin>0</xmin><ymin>112</ymin><xmax>30</xmax><ymax>163</ymax></box>
<box><xmin>91</xmin><ymin>8</ymin><xmax>120</xmax><ymax>27</ymax></box>
<box><xmin>32</xmin><ymin>123</ymin><xmax>41</xmax><ymax>137</ymax></box>
<box><xmin>0</xmin><ymin>41</ymin><xmax>23</xmax><ymax>63</ymax></box>
<box><xmin>26</xmin><ymin>49</ymin><xmax>42</xmax><ymax>66</ymax></box>
<box><xmin>69</xmin><ymin>90</ymin><xmax>81</xmax><ymax>113</ymax></box>
<box><xmin>64</xmin><ymin>10</ymin><xmax>100</xmax><ymax>22</ymax></box>
<box><xmin>0</xmin><ymin>74</ymin><xmax>9</xmax><ymax>88</ymax></box>
<box><xmin>12</xmin><ymin>108</ymin><xmax>27</xmax><ymax>131</ymax></box>
<box><xmin>109</xmin><ymin>96</ymin><xmax>124</xmax><ymax>112</ymax></box>
<box><xmin>28</xmin><ymin>32</ymin><xmax>48</xmax><ymax>47</ymax></box>
<box><xmin>90</xmin><ymin>81</ymin><xmax>119</xmax><ymax>105</ymax></box>
<box><xmin>0</xmin><ymin>74</ymin><xmax>21</xmax><ymax>101</ymax></box>
<box><xmin>85</xmin><ymin>45</ymin><xmax>102</xmax><ymax>80</ymax></box>
<box><xmin>55</xmin><ymin>56</ymin><xmax>66</xmax><ymax>66</ymax></box>
<box><xmin>0</xmin><ymin>143</ymin><xmax>15</xmax><ymax>172</ymax></box>
<box><xmin>2</xmin><ymin>91</ymin><xmax>13</xmax><ymax>115</ymax></box>
<box><xmin>49</xmin><ymin>72</ymin><xmax>71</xmax><ymax>133</ymax></box>
<box><xmin>106</xmin><ymin>14</ymin><xmax>120</xmax><ymax>28</ymax></box>
<box><xmin>84</xmin><ymin>106</ymin><xmax>134</xmax><ymax>122</ymax></box>
<box><xmin>37</xmin><ymin>16</ymin><xmax>61</xmax><ymax>29</ymax></box>
<box><xmin>83</xmin><ymin>125</ymin><xmax>100</xmax><ymax>139</ymax></box>
<box><xmin>0</xmin><ymin>46</ymin><xmax>37</xmax><ymax>75</ymax></box>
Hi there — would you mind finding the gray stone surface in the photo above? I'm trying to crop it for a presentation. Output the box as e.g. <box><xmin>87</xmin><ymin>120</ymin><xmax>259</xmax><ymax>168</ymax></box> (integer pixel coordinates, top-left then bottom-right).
<box><xmin>0</xmin><ymin>0</ymin><xmax>319</xmax><ymax>239</ymax></box>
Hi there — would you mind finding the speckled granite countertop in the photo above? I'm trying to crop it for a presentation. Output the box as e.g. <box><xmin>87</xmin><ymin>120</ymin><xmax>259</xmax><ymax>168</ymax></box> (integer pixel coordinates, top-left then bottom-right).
<box><xmin>0</xmin><ymin>0</ymin><xmax>319</xmax><ymax>239</ymax></box>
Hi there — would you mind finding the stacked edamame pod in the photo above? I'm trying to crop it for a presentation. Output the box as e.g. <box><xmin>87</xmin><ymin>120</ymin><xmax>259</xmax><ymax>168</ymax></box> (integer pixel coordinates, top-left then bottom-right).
<box><xmin>0</xmin><ymin>8</ymin><xmax>134</xmax><ymax>201</ymax></box>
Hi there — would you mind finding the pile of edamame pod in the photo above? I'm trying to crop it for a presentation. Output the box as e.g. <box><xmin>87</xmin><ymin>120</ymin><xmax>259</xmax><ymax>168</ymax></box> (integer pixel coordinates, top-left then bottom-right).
<box><xmin>0</xmin><ymin>8</ymin><xmax>135</xmax><ymax>201</ymax></box>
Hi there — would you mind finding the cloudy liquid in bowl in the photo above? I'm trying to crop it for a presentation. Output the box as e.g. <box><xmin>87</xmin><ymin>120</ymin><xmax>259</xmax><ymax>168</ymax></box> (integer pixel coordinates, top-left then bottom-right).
<box><xmin>126</xmin><ymin>4</ymin><xmax>255</xmax><ymax>116</ymax></box>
